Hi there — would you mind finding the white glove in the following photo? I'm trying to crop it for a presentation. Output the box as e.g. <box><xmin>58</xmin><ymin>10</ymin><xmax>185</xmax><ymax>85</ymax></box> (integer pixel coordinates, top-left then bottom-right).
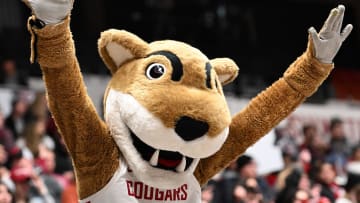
<box><xmin>308</xmin><ymin>5</ymin><xmax>353</xmax><ymax>64</ymax></box>
<box><xmin>23</xmin><ymin>0</ymin><xmax>74</xmax><ymax>25</ymax></box>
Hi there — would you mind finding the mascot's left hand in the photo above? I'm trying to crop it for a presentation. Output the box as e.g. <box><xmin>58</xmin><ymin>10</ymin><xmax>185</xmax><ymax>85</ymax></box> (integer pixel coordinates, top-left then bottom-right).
<box><xmin>308</xmin><ymin>4</ymin><xmax>353</xmax><ymax>64</ymax></box>
<box><xmin>22</xmin><ymin>0</ymin><xmax>74</xmax><ymax>25</ymax></box>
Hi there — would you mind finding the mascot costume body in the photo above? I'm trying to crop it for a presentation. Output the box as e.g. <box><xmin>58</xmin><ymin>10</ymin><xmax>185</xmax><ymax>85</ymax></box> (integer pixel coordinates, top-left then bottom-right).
<box><xmin>23</xmin><ymin>0</ymin><xmax>352</xmax><ymax>202</ymax></box>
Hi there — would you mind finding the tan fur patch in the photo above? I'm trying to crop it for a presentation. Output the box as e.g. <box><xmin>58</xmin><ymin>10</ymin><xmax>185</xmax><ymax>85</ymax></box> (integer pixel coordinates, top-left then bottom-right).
<box><xmin>210</xmin><ymin>58</ymin><xmax>239</xmax><ymax>85</ymax></box>
<box><xmin>98</xmin><ymin>29</ymin><xmax>150</xmax><ymax>74</ymax></box>
<box><xmin>107</xmin><ymin>40</ymin><xmax>232</xmax><ymax>137</ymax></box>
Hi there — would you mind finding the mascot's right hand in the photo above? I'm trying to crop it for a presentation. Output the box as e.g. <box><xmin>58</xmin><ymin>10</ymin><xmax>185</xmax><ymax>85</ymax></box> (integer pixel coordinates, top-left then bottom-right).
<box><xmin>23</xmin><ymin>0</ymin><xmax>74</xmax><ymax>25</ymax></box>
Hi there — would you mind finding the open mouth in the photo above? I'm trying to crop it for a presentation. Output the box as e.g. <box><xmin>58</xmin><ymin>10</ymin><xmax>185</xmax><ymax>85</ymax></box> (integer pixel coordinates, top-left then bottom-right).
<box><xmin>130</xmin><ymin>131</ymin><xmax>194</xmax><ymax>172</ymax></box>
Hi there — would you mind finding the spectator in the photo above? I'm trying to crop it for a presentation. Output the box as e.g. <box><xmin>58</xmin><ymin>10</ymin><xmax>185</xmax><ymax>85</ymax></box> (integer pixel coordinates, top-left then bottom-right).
<box><xmin>301</xmin><ymin>124</ymin><xmax>318</xmax><ymax>150</ymax></box>
<box><xmin>300</xmin><ymin>124</ymin><xmax>328</xmax><ymax>173</ymax></box>
<box><xmin>274</xmin><ymin>150</ymin><xmax>299</xmax><ymax>192</ymax></box>
<box><xmin>24</xmin><ymin>92</ymin><xmax>48</xmax><ymax>124</ymax></box>
<box><xmin>212</xmin><ymin>155</ymin><xmax>274</xmax><ymax>202</ymax></box>
<box><xmin>242</xmin><ymin>177</ymin><xmax>264</xmax><ymax>203</ymax></box>
<box><xmin>212</xmin><ymin>160</ymin><xmax>240</xmax><ymax>203</ymax></box>
<box><xmin>0</xmin><ymin>181</ymin><xmax>14</xmax><ymax>203</ymax></box>
<box><xmin>37</xmin><ymin>144</ymin><xmax>72</xmax><ymax>190</ymax></box>
<box><xmin>16</xmin><ymin>116</ymin><xmax>55</xmax><ymax>160</ymax></box>
<box><xmin>0</xmin><ymin>59</ymin><xmax>28</xmax><ymax>89</ymax></box>
<box><xmin>293</xmin><ymin>189</ymin><xmax>310</xmax><ymax>203</ymax></box>
<box><xmin>10</xmin><ymin>157</ymin><xmax>56</xmax><ymax>203</ymax></box>
<box><xmin>336</xmin><ymin>172</ymin><xmax>360</xmax><ymax>202</ymax></box>
<box><xmin>335</xmin><ymin>157</ymin><xmax>360</xmax><ymax>203</ymax></box>
<box><xmin>201</xmin><ymin>180</ymin><xmax>216</xmax><ymax>203</ymax></box>
<box><xmin>314</xmin><ymin>161</ymin><xmax>345</xmax><ymax>202</ymax></box>
<box><xmin>276</xmin><ymin>169</ymin><xmax>308</xmax><ymax>203</ymax></box>
<box><xmin>325</xmin><ymin>118</ymin><xmax>350</xmax><ymax>177</ymax></box>
<box><xmin>5</xmin><ymin>97</ymin><xmax>28</xmax><ymax>140</ymax></box>
<box><xmin>348</xmin><ymin>145</ymin><xmax>360</xmax><ymax>163</ymax></box>
<box><xmin>232</xmin><ymin>183</ymin><xmax>247</xmax><ymax>203</ymax></box>
<box><xmin>0</xmin><ymin>145</ymin><xmax>14</xmax><ymax>193</ymax></box>
<box><xmin>0</xmin><ymin>111</ymin><xmax>15</xmax><ymax>153</ymax></box>
<box><xmin>236</xmin><ymin>155</ymin><xmax>274</xmax><ymax>202</ymax></box>
<box><xmin>275</xmin><ymin>117</ymin><xmax>303</xmax><ymax>148</ymax></box>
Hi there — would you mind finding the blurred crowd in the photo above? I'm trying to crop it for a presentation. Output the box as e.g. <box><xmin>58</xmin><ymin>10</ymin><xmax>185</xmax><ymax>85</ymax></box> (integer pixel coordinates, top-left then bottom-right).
<box><xmin>202</xmin><ymin>115</ymin><xmax>360</xmax><ymax>203</ymax></box>
<box><xmin>0</xmin><ymin>59</ymin><xmax>76</xmax><ymax>203</ymax></box>
<box><xmin>1</xmin><ymin>57</ymin><xmax>360</xmax><ymax>203</ymax></box>
<box><xmin>0</xmin><ymin>1</ymin><xmax>359</xmax><ymax>202</ymax></box>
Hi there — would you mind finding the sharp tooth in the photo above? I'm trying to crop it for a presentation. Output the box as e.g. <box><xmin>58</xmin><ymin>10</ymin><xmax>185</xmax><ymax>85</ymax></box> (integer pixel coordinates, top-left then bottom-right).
<box><xmin>176</xmin><ymin>156</ymin><xmax>186</xmax><ymax>172</ymax></box>
<box><xmin>149</xmin><ymin>149</ymin><xmax>159</xmax><ymax>166</ymax></box>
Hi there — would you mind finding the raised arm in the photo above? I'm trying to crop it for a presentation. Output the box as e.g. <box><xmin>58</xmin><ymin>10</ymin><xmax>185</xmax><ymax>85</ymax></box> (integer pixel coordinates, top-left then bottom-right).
<box><xmin>195</xmin><ymin>5</ymin><xmax>353</xmax><ymax>185</ymax></box>
<box><xmin>24</xmin><ymin>0</ymin><xmax>119</xmax><ymax>198</ymax></box>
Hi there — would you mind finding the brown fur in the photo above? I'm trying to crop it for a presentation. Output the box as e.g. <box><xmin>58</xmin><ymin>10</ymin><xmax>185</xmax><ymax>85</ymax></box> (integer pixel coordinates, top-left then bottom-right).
<box><xmin>28</xmin><ymin>15</ymin><xmax>333</xmax><ymax>199</ymax></box>
<box><xmin>105</xmin><ymin>39</ymin><xmax>232</xmax><ymax>136</ymax></box>
<box><xmin>194</xmin><ymin>38</ymin><xmax>333</xmax><ymax>185</ymax></box>
<box><xmin>28</xmin><ymin>16</ymin><xmax>119</xmax><ymax>198</ymax></box>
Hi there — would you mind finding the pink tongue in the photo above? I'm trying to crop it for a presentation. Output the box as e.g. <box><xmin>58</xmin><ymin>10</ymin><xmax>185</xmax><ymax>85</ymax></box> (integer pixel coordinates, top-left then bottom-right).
<box><xmin>158</xmin><ymin>158</ymin><xmax>181</xmax><ymax>168</ymax></box>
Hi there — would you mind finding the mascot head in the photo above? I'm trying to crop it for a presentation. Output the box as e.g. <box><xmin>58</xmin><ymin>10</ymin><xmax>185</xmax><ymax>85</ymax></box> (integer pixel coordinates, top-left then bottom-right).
<box><xmin>98</xmin><ymin>29</ymin><xmax>238</xmax><ymax>188</ymax></box>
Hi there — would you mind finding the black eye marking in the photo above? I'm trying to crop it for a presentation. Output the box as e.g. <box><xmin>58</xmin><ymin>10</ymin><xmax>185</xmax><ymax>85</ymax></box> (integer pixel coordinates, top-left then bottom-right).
<box><xmin>205</xmin><ymin>62</ymin><xmax>212</xmax><ymax>89</ymax></box>
<box><xmin>146</xmin><ymin>63</ymin><xmax>166</xmax><ymax>79</ymax></box>
<box><xmin>147</xmin><ymin>51</ymin><xmax>183</xmax><ymax>82</ymax></box>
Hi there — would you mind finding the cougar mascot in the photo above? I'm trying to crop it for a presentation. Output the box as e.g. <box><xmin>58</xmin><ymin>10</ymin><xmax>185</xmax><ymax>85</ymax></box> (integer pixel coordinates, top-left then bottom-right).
<box><xmin>23</xmin><ymin>0</ymin><xmax>352</xmax><ymax>202</ymax></box>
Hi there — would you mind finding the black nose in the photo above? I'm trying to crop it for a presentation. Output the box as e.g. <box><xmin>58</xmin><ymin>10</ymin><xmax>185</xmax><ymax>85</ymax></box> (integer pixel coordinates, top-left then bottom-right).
<box><xmin>175</xmin><ymin>116</ymin><xmax>209</xmax><ymax>141</ymax></box>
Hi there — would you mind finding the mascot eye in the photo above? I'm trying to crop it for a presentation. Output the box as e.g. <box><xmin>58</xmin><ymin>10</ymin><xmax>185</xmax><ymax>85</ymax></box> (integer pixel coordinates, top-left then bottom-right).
<box><xmin>146</xmin><ymin>63</ymin><xmax>166</xmax><ymax>79</ymax></box>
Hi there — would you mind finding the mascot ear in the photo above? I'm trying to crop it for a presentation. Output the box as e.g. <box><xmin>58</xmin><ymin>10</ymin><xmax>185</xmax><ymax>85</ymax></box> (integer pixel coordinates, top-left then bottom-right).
<box><xmin>210</xmin><ymin>58</ymin><xmax>239</xmax><ymax>85</ymax></box>
<box><xmin>98</xmin><ymin>29</ymin><xmax>150</xmax><ymax>74</ymax></box>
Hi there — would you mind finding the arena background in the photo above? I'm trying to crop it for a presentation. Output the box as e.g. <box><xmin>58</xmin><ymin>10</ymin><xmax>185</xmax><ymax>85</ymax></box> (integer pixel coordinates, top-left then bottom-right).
<box><xmin>0</xmin><ymin>1</ymin><xmax>359</xmax><ymax>202</ymax></box>
<box><xmin>1</xmin><ymin>0</ymin><xmax>360</xmax><ymax>158</ymax></box>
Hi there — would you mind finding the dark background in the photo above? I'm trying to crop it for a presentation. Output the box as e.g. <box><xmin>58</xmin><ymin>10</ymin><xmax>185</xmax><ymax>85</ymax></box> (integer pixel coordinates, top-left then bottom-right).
<box><xmin>0</xmin><ymin>0</ymin><xmax>359</xmax><ymax>99</ymax></box>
